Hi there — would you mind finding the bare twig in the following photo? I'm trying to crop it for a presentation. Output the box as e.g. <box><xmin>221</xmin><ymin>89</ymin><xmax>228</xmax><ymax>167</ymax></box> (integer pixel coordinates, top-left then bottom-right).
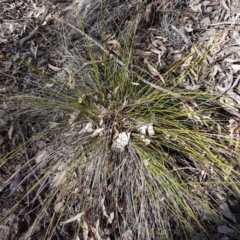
<box><xmin>207</xmin><ymin>22</ymin><xmax>240</xmax><ymax>26</ymax></box>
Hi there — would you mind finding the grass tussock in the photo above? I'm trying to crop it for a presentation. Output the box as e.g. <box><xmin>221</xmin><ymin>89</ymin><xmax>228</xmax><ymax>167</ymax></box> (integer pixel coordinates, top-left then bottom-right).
<box><xmin>1</xmin><ymin>1</ymin><xmax>240</xmax><ymax>240</ymax></box>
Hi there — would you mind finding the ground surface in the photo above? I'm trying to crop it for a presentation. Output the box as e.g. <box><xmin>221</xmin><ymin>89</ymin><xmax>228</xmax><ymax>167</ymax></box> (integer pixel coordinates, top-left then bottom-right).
<box><xmin>1</xmin><ymin>0</ymin><xmax>240</xmax><ymax>239</ymax></box>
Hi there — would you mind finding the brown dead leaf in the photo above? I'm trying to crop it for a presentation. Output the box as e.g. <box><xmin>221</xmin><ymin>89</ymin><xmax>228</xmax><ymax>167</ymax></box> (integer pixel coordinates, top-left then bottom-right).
<box><xmin>36</xmin><ymin>139</ymin><xmax>47</xmax><ymax>149</ymax></box>
<box><xmin>189</xmin><ymin>1</ymin><xmax>203</xmax><ymax>13</ymax></box>
<box><xmin>0</xmin><ymin>52</ymin><xmax>4</xmax><ymax>59</ymax></box>
<box><xmin>82</xmin><ymin>220</ymin><xmax>89</xmax><ymax>240</ymax></box>
<box><xmin>107</xmin><ymin>39</ymin><xmax>122</xmax><ymax>56</ymax></box>
<box><xmin>112</xmin><ymin>123</ymin><xmax>119</xmax><ymax>141</ymax></box>
<box><xmin>60</xmin><ymin>211</ymin><xmax>85</xmax><ymax>225</ymax></box>
<box><xmin>221</xmin><ymin>0</ymin><xmax>231</xmax><ymax>11</ymax></box>
<box><xmin>8</xmin><ymin>124</ymin><xmax>14</xmax><ymax>140</ymax></box>
<box><xmin>107</xmin><ymin>212</ymin><xmax>114</xmax><ymax>224</ymax></box>
<box><xmin>145</xmin><ymin>3</ymin><xmax>153</xmax><ymax>23</ymax></box>
<box><xmin>66</xmin><ymin>70</ymin><xmax>75</xmax><ymax>89</ymax></box>
<box><xmin>144</xmin><ymin>59</ymin><xmax>165</xmax><ymax>84</ymax></box>
<box><xmin>91</xmin><ymin>226</ymin><xmax>101</xmax><ymax>240</ymax></box>
<box><xmin>48</xmin><ymin>63</ymin><xmax>62</xmax><ymax>72</ymax></box>
<box><xmin>68</xmin><ymin>112</ymin><xmax>79</xmax><ymax>126</ymax></box>
<box><xmin>90</xmin><ymin>127</ymin><xmax>104</xmax><ymax>138</ymax></box>
<box><xmin>219</xmin><ymin>97</ymin><xmax>236</xmax><ymax>107</ymax></box>
<box><xmin>78</xmin><ymin>122</ymin><xmax>93</xmax><ymax>134</ymax></box>
<box><xmin>100</xmin><ymin>197</ymin><xmax>109</xmax><ymax>218</ymax></box>
<box><xmin>35</xmin><ymin>150</ymin><xmax>48</xmax><ymax>164</ymax></box>
<box><xmin>52</xmin><ymin>170</ymin><xmax>67</xmax><ymax>188</ymax></box>
<box><xmin>30</xmin><ymin>41</ymin><xmax>38</xmax><ymax>59</ymax></box>
<box><xmin>54</xmin><ymin>201</ymin><xmax>64</xmax><ymax>213</ymax></box>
